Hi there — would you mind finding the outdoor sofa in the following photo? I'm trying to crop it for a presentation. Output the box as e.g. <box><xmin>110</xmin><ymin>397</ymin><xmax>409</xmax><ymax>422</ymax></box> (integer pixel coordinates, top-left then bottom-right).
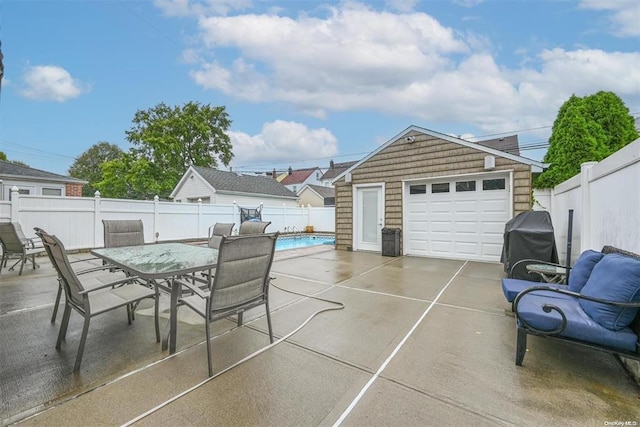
<box><xmin>506</xmin><ymin>247</ymin><xmax>640</xmax><ymax>366</ymax></box>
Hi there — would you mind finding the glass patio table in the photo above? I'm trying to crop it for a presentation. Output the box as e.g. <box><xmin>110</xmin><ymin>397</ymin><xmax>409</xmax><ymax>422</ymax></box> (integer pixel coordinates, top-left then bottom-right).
<box><xmin>91</xmin><ymin>243</ymin><xmax>218</xmax><ymax>354</ymax></box>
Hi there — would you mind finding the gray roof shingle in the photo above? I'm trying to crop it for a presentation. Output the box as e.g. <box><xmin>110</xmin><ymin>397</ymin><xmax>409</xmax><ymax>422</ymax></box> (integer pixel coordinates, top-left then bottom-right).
<box><xmin>0</xmin><ymin>160</ymin><xmax>86</xmax><ymax>183</ymax></box>
<box><xmin>304</xmin><ymin>184</ymin><xmax>335</xmax><ymax>199</ymax></box>
<box><xmin>193</xmin><ymin>166</ymin><xmax>297</xmax><ymax>198</ymax></box>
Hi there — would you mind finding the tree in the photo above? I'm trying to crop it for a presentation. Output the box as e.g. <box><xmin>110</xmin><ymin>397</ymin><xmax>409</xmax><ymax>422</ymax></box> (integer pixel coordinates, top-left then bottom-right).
<box><xmin>535</xmin><ymin>91</ymin><xmax>639</xmax><ymax>188</ymax></box>
<box><xmin>68</xmin><ymin>142</ymin><xmax>123</xmax><ymax>197</ymax></box>
<box><xmin>0</xmin><ymin>151</ymin><xmax>30</xmax><ymax>167</ymax></box>
<box><xmin>96</xmin><ymin>102</ymin><xmax>233</xmax><ymax>199</ymax></box>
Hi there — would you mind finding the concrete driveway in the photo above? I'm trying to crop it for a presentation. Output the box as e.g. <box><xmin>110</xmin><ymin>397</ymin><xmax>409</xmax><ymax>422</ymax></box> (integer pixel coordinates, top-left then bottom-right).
<box><xmin>1</xmin><ymin>247</ymin><xmax>639</xmax><ymax>426</ymax></box>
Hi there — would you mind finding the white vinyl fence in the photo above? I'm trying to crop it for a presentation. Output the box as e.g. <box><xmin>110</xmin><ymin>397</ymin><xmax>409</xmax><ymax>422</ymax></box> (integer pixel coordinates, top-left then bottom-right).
<box><xmin>533</xmin><ymin>137</ymin><xmax>640</xmax><ymax>263</ymax></box>
<box><xmin>0</xmin><ymin>191</ymin><xmax>335</xmax><ymax>251</ymax></box>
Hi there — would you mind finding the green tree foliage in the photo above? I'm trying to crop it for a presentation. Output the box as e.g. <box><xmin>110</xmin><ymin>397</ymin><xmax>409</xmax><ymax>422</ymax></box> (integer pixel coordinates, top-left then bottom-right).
<box><xmin>535</xmin><ymin>91</ymin><xmax>639</xmax><ymax>188</ymax></box>
<box><xmin>0</xmin><ymin>151</ymin><xmax>7</xmax><ymax>161</ymax></box>
<box><xmin>68</xmin><ymin>142</ymin><xmax>123</xmax><ymax>197</ymax></box>
<box><xmin>96</xmin><ymin>102</ymin><xmax>233</xmax><ymax>199</ymax></box>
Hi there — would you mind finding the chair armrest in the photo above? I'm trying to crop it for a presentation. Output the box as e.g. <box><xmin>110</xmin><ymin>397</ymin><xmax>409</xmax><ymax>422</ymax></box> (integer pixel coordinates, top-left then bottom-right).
<box><xmin>76</xmin><ymin>264</ymin><xmax>121</xmax><ymax>275</ymax></box>
<box><xmin>78</xmin><ymin>276</ymin><xmax>142</xmax><ymax>294</ymax></box>
<box><xmin>513</xmin><ymin>286</ymin><xmax>640</xmax><ymax>335</ymax></box>
<box><xmin>174</xmin><ymin>278</ymin><xmax>209</xmax><ymax>299</ymax></box>
<box><xmin>509</xmin><ymin>259</ymin><xmax>569</xmax><ymax>279</ymax></box>
<box><xmin>26</xmin><ymin>237</ymin><xmax>44</xmax><ymax>249</ymax></box>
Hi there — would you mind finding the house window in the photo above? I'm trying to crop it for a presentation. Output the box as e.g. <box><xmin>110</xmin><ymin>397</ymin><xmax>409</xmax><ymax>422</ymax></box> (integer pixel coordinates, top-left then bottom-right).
<box><xmin>455</xmin><ymin>181</ymin><xmax>476</xmax><ymax>192</ymax></box>
<box><xmin>409</xmin><ymin>184</ymin><xmax>427</xmax><ymax>194</ymax></box>
<box><xmin>42</xmin><ymin>188</ymin><xmax>62</xmax><ymax>196</ymax></box>
<box><xmin>431</xmin><ymin>183</ymin><xmax>450</xmax><ymax>193</ymax></box>
<box><xmin>18</xmin><ymin>189</ymin><xmax>30</xmax><ymax>195</ymax></box>
<box><xmin>292</xmin><ymin>186</ymin><xmax>297</xmax><ymax>192</ymax></box>
<box><xmin>483</xmin><ymin>178</ymin><xmax>506</xmax><ymax>190</ymax></box>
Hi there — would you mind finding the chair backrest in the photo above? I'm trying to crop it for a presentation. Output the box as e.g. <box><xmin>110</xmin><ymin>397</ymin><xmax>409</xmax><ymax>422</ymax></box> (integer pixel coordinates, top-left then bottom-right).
<box><xmin>102</xmin><ymin>219</ymin><xmax>144</xmax><ymax>248</ymax></box>
<box><xmin>210</xmin><ymin>232</ymin><xmax>278</xmax><ymax>312</ymax></box>
<box><xmin>37</xmin><ymin>229</ymin><xmax>86</xmax><ymax>310</ymax></box>
<box><xmin>0</xmin><ymin>222</ymin><xmax>28</xmax><ymax>253</ymax></box>
<box><xmin>238</xmin><ymin>221</ymin><xmax>271</xmax><ymax>235</ymax></box>
<box><xmin>208</xmin><ymin>223</ymin><xmax>235</xmax><ymax>249</ymax></box>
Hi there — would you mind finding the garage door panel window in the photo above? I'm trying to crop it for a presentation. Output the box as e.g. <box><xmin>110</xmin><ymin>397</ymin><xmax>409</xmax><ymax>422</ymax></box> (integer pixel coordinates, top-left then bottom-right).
<box><xmin>455</xmin><ymin>180</ymin><xmax>476</xmax><ymax>192</ymax></box>
<box><xmin>431</xmin><ymin>183</ymin><xmax>450</xmax><ymax>193</ymax></box>
<box><xmin>409</xmin><ymin>184</ymin><xmax>427</xmax><ymax>194</ymax></box>
<box><xmin>482</xmin><ymin>178</ymin><xmax>506</xmax><ymax>190</ymax></box>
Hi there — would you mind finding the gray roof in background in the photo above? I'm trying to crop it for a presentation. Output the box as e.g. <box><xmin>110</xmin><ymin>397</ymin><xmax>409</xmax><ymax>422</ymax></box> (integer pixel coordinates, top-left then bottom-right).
<box><xmin>193</xmin><ymin>166</ymin><xmax>297</xmax><ymax>199</ymax></box>
<box><xmin>320</xmin><ymin>161</ymin><xmax>358</xmax><ymax>181</ymax></box>
<box><xmin>0</xmin><ymin>160</ymin><xmax>87</xmax><ymax>184</ymax></box>
<box><xmin>304</xmin><ymin>184</ymin><xmax>335</xmax><ymax>198</ymax></box>
<box><xmin>476</xmin><ymin>135</ymin><xmax>520</xmax><ymax>156</ymax></box>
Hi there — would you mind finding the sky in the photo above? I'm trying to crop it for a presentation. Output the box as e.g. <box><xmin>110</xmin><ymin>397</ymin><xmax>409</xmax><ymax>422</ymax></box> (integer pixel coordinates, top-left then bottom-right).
<box><xmin>1</xmin><ymin>0</ymin><xmax>639</xmax><ymax>176</ymax></box>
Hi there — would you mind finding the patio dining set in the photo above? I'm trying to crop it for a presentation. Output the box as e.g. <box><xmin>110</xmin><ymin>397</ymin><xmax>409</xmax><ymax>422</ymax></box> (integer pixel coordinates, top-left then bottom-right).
<box><xmin>0</xmin><ymin>219</ymin><xmax>278</xmax><ymax>377</ymax></box>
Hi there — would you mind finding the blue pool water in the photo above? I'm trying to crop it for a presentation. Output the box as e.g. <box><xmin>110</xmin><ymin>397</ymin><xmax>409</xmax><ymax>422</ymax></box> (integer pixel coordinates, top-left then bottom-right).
<box><xmin>276</xmin><ymin>235</ymin><xmax>335</xmax><ymax>251</ymax></box>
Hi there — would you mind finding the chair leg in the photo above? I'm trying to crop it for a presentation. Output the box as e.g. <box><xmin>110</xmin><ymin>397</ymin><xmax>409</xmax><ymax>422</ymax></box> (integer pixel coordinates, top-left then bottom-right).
<box><xmin>154</xmin><ymin>293</ymin><xmax>160</xmax><ymax>343</ymax></box>
<box><xmin>265</xmin><ymin>300</ymin><xmax>274</xmax><ymax>343</ymax></box>
<box><xmin>516</xmin><ymin>327</ymin><xmax>527</xmax><ymax>366</ymax></box>
<box><xmin>0</xmin><ymin>253</ymin><xmax>5</xmax><ymax>274</ymax></box>
<box><xmin>56</xmin><ymin>305</ymin><xmax>72</xmax><ymax>349</ymax></box>
<box><xmin>74</xmin><ymin>315</ymin><xmax>91</xmax><ymax>372</ymax></box>
<box><xmin>51</xmin><ymin>283</ymin><xmax>63</xmax><ymax>323</ymax></box>
<box><xmin>205</xmin><ymin>317</ymin><xmax>213</xmax><ymax>377</ymax></box>
<box><xmin>19</xmin><ymin>255</ymin><xmax>26</xmax><ymax>275</ymax></box>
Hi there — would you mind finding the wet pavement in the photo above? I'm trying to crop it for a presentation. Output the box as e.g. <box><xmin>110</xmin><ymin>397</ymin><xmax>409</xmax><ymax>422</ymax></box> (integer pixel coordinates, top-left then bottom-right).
<box><xmin>1</xmin><ymin>246</ymin><xmax>639</xmax><ymax>426</ymax></box>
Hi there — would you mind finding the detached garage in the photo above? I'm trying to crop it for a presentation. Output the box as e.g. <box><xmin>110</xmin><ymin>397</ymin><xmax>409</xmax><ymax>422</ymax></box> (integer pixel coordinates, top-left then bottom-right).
<box><xmin>333</xmin><ymin>126</ymin><xmax>545</xmax><ymax>262</ymax></box>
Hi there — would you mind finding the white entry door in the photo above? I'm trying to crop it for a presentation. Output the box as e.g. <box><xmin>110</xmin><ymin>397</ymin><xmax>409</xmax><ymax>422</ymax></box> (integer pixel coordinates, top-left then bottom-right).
<box><xmin>356</xmin><ymin>186</ymin><xmax>384</xmax><ymax>252</ymax></box>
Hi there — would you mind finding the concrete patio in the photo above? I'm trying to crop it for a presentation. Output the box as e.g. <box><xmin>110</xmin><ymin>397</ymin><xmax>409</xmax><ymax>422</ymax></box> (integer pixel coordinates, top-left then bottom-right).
<box><xmin>1</xmin><ymin>246</ymin><xmax>639</xmax><ymax>426</ymax></box>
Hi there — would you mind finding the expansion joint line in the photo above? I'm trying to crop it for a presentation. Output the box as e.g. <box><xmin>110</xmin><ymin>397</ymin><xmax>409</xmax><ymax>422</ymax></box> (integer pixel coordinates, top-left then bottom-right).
<box><xmin>332</xmin><ymin>261</ymin><xmax>468</xmax><ymax>427</ymax></box>
<box><xmin>120</xmin><ymin>284</ymin><xmax>345</xmax><ymax>427</ymax></box>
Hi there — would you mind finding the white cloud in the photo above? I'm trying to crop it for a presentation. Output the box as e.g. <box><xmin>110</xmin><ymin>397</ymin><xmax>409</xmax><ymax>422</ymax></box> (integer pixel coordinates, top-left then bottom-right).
<box><xmin>20</xmin><ymin>65</ymin><xmax>88</xmax><ymax>102</ymax></box>
<box><xmin>579</xmin><ymin>0</ymin><xmax>640</xmax><ymax>37</ymax></box>
<box><xmin>154</xmin><ymin>0</ymin><xmax>252</xmax><ymax>17</ymax></box>
<box><xmin>160</xmin><ymin>1</ymin><xmax>640</xmax><ymax>136</ymax></box>
<box><xmin>228</xmin><ymin>120</ymin><xmax>338</xmax><ymax>167</ymax></box>
<box><xmin>452</xmin><ymin>0</ymin><xmax>484</xmax><ymax>7</ymax></box>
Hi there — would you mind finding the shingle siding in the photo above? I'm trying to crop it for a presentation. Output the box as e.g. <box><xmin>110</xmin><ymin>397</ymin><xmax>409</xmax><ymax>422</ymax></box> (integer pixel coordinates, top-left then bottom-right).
<box><xmin>334</xmin><ymin>134</ymin><xmax>536</xmax><ymax>251</ymax></box>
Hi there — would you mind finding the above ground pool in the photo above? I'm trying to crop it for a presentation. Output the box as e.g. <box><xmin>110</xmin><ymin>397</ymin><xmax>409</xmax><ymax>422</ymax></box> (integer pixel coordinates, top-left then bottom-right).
<box><xmin>275</xmin><ymin>234</ymin><xmax>335</xmax><ymax>251</ymax></box>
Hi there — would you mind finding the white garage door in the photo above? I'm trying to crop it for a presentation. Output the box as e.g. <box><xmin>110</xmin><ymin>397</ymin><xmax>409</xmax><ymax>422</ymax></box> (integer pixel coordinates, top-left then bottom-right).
<box><xmin>405</xmin><ymin>174</ymin><xmax>510</xmax><ymax>262</ymax></box>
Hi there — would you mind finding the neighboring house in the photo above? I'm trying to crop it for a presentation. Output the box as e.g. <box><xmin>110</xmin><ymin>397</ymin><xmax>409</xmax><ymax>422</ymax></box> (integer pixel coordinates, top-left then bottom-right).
<box><xmin>297</xmin><ymin>184</ymin><xmax>335</xmax><ymax>207</ymax></box>
<box><xmin>171</xmin><ymin>166</ymin><xmax>298</xmax><ymax>207</ymax></box>
<box><xmin>320</xmin><ymin>160</ymin><xmax>358</xmax><ymax>187</ymax></box>
<box><xmin>332</xmin><ymin>125</ymin><xmax>545</xmax><ymax>262</ymax></box>
<box><xmin>475</xmin><ymin>135</ymin><xmax>520</xmax><ymax>156</ymax></box>
<box><xmin>280</xmin><ymin>166</ymin><xmax>324</xmax><ymax>193</ymax></box>
<box><xmin>0</xmin><ymin>160</ymin><xmax>86</xmax><ymax>200</ymax></box>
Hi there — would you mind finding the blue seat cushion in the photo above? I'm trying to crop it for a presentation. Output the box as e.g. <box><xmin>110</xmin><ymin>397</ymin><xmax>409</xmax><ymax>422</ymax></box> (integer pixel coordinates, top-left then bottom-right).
<box><xmin>502</xmin><ymin>278</ymin><xmax>567</xmax><ymax>303</ymax></box>
<box><xmin>568</xmin><ymin>249</ymin><xmax>604</xmax><ymax>292</ymax></box>
<box><xmin>517</xmin><ymin>290</ymin><xmax>638</xmax><ymax>352</ymax></box>
<box><xmin>579</xmin><ymin>254</ymin><xmax>640</xmax><ymax>330</ymax></box>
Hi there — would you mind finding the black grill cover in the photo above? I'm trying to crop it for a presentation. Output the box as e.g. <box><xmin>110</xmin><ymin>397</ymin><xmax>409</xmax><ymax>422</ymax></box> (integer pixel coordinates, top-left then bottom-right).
<box><xmin>501</xmin><ymin>211</ymin><xmax>559</xmax><ymax>279</ymax></box>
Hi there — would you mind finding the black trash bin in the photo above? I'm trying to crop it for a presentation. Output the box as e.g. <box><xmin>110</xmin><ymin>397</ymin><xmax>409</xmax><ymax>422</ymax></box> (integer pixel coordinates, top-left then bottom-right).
<box><xmin>382</xmin><ymin>227</ymin><xmax>401</xmax><ymax>257</ymax></box>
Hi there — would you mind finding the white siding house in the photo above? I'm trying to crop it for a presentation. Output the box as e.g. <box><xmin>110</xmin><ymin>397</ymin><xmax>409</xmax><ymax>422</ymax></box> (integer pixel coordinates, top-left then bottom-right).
<box><xmin>0</xmin><ymin>160</ymin><xmax>86</xmax><ymax>200</ymax></box>
<box><xmin>171</xmin><ymin>166</ymin><xmax>298</xmax><ymax>207</ymax></box>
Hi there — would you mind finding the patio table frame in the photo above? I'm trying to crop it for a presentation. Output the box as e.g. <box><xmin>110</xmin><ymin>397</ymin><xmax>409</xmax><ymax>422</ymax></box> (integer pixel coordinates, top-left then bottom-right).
<box><xmin>91</xmin><ymin>243</ymin><xmax>218</xmax><ymax>354</ymax></box>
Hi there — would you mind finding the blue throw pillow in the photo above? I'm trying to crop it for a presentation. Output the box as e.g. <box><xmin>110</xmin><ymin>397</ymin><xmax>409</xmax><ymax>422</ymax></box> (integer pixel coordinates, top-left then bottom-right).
<box><xmin>568</xmin><ymin>250</ymin><xmax>604</xmax><ymax>292</ymax></box>
<box><xmin>579</xmin><ymin>254</ymin><xmax>640</xmax><ymax>330</ymax></box>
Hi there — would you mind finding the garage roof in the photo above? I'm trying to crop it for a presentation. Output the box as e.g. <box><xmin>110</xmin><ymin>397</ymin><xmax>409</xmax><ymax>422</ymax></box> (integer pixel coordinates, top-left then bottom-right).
<box><xmin>332</xmin><ymin>125</ymin><xmax>546</xmax><ymax>183</ymax></box>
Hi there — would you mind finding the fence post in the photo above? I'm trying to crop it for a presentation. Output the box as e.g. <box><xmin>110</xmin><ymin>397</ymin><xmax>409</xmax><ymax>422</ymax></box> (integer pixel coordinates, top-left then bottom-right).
<box><xmin>580</xmin><ymin>161</ymin><xmax>598</xmax><ymax>252</ymax></box>
<box><xmin>154</xmin><ymin>195</ymin><xmax>160</xmax><ymax>243</ymax></box>
<box><xmin>198</xmin><ymin>198</ymin><xmax>202</xmax><ymax>239</ymax></box>
<box><xmin>10</xmin><ymin>186</ymin><xmax>19</xmax><ymax>221</ymax></box>
<box><xmin>233</xmin><ymin>201</ymin><xmax>238</xmax><ymax>234</ymax></box>
<box><xmin>94</xmin><ymin>191</ymin><xmax>101</xmax><ymax>247</ymax></box>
